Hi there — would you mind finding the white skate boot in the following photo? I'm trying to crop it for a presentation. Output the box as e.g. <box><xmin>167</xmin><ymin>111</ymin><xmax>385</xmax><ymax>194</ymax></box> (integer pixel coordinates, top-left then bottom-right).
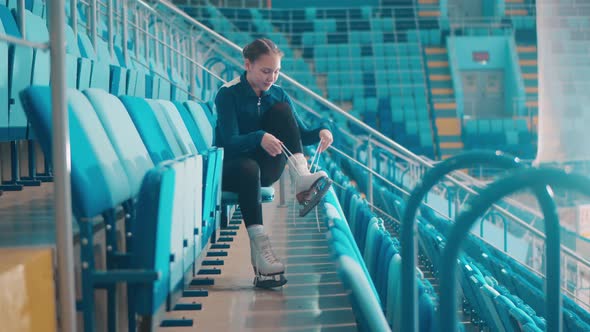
<box><xmin>287</xmin><ymin>153</ymin><xmax>332</xmax><ymax>217</ymax></box>
<box><xmin>249</xmin><ymin>232</ymin><xmax>287</xmax><ymax>288</ymax></box>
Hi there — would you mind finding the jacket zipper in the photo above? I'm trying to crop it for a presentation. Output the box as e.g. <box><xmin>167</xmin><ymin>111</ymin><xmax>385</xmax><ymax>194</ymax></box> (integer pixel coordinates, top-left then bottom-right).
<box><xmin>257</xmin><ymin>96</ymin><xmax>261</xmax><ymax>117</ymax></box>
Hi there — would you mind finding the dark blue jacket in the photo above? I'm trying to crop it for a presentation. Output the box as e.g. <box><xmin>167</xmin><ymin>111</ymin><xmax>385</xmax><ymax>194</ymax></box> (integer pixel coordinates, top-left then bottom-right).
<box><xmin>215</xmin><ymin>72</ymin><xmax>330</xmax><ymax>159</ymax></box>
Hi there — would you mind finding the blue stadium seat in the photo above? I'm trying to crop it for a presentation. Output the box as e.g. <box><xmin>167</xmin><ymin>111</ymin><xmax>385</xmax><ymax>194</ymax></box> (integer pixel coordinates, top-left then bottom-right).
<box><xmin>0</xmin><ymin>7</ymin><xmax>7</xmax><ymax>137</ymax></box>
<box><xmin>83</xmin><ymin>89</ymin><xmax>154</xmax><ymax>194</ymax></box>
<box><xmin>77</xmin><ymin>31</ymin><xmax>110</xmax><ymax>91</ymax></box>
<box><xmin>0</xmin><ymin>6</ymin><xmax>33</xmax><ymax>139</ymax></box>
<box><xmin>20</xmin><ymin>87</ymin><xmax>135</xmax><ymax>328</ymax></box>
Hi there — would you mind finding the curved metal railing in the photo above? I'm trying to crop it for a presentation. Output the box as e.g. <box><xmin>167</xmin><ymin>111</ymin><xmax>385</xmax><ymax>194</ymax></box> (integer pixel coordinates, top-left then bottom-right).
<box><xmin>438</xmin><ymin>168</ymin><xmax>590</xmax><ymax>332</ymax></box>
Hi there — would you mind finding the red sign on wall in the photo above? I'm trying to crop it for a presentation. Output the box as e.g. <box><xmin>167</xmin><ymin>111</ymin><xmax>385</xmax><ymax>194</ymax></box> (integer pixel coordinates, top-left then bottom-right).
<box><xmin>472</xmin><ymin>51</ymin><xmax>490</xmax><ymax>63</ymax></box>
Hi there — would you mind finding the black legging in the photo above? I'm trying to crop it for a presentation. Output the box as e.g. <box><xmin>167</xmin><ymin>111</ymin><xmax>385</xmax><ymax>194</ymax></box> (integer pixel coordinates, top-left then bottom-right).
<box><xmin>222</xmin><ymin>102</ymin><xmax>303</xmax><ymax>227</ymax></box>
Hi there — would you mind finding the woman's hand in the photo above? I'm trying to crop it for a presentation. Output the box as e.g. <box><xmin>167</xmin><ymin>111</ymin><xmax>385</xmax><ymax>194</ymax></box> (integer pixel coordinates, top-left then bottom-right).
<box><xmin>318</xmin><ymin>129</ymin><xmax>333</xmax><ymax>153</ymax></box>
<box><xmin>261</xmin><ymin>133</ymin><xmax>283</xmax><ymax>157</ymax></box>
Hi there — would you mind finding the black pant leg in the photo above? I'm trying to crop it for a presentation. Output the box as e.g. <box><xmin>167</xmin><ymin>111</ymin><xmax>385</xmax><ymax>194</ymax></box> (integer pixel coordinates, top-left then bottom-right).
<box><xmin>221</xmin><ymin>158</ymin><xmax>263</xmax><ymax>227</ymax></box>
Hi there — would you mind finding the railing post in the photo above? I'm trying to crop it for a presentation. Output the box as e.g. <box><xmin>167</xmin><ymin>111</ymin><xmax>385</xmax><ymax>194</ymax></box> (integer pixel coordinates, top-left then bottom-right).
<box><xmin>190</xmin><ymin>37</ymin><xmax>196</xmax><ymax>100</ymax></box>
<box><xmin>90</xmin><ymin>0</ymin><xmax>97</xmax><ymax>50</ymax></box>
<box><xmin>122</xmin><ymin>0</ymin><xmax>129</xmax><ymax>63</ymax></box>
<box><xmin>144</xmin><ymin>10</ymin><xmax>149</xmax><ymax>64</ymax></box>
<box><xmin>108</xmin><ymin>0</ymin><xmax>114</xmax><ymax>57</ymax></box>
<box><xmin>17</xmin><ymin>0</ymin><xmax>25</xmax><ymax>36</ymax></box>
<box><xmin>49</xmin><ymin>0</ymin><xmax>77</xmax><ymax>330</ymax></box>
<box><xmin>367</xmin><ymin>136</ymin><xmax>374</xmax><ymax>210</ymax></box>
<box><xmin>70</xmin><ymin>0</ymin><xmax>78</xmax><ymax>36</ymax></box>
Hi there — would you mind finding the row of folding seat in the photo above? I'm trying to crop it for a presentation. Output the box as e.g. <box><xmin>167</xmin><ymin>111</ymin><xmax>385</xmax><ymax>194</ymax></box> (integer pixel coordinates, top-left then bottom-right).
<box><xmin>423</xmin><ymin>211</ymin><xmax>590</xmax><ymax>331</ymax></box>
<box><xmin>6</xmin><ymin>3</ymin><xmax>284</xmax><ymax>330</ymax></box>
<box><xmin>328</xmin><ymin>70</ymin><xmax>425</xmax><ymax>85</ymax></box>
<box><xmin>0</xmin><ymin>4</ymin><xmax>50</xmax><ymax>140</ymax></box>
<box><xmin>20</xmin><ymin>85</ymin><xmax>211</xmax><ymax>330</ymax></box>
<box><xmin>343</xmin><ymin>146</ymin><xmax>548</xmax><ymax>330</ymax></box>
<box><xmin>352</xmin><ymin>142</ymin><xmax>590</xmax><ymax>330</ymax></box>
<box><xmin>315</xmin><ymin>55</ymin><xmax>424</xmax><ymax>73</ymax></box>
<box><xmin>1</xmin><ymin>2</ymin><xmax>210</xmax><ymax>194</ymax></box>
<box><xmin>318</xmin><ymin>151</ymin><xmax>437</xmax><ymax>331</ymax></box>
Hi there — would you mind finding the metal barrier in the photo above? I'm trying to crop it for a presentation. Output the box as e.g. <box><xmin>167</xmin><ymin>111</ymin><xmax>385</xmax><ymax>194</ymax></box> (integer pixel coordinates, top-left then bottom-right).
<box><xmin>400</xmin><ymin>150</ymin><xmax>527</xmax><ymax>332</ymax></box>
<box><xmin>437</xmin><ymin>168</ymin><xmax>590</xmax><ymax>332</ymax></box>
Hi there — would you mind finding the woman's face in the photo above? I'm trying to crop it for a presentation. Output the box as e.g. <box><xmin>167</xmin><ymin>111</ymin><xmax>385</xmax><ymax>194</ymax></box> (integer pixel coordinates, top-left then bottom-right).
<box><xmin>245</xmin><ymin>53</ymin><xmax>281</xmax><ymax>95</ymax></box>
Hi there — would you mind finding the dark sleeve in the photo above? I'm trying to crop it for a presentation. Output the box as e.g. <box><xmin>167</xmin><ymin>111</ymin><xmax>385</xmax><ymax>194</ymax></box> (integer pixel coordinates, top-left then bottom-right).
<box><xmin>283</xmin><ymin>92</ymin><xmax>332</xmax><ymax>146</ymax></box>
<box><xmin>215</xmin><ymin>87</ymin><xmax>266</xmax><ymax>156</ymax></box>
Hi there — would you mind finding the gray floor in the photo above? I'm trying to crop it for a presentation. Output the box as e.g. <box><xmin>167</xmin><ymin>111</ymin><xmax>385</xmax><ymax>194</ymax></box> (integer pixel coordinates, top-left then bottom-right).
<box><xmin>0</xmin><ymin>183</ymin><xmax>57</xmax><ymax>247</ymax></box>
<box><xmin>161</xmin><ymin>181</ymin><xmax>358</xmax><ymax>331</ymax></box>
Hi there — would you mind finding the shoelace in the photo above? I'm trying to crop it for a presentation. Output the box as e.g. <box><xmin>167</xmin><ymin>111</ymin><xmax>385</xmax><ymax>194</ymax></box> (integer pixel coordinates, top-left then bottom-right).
<box><xmin>280</xmin><ymin>139</ymin><xmax>324</xmax><ymax>176</ymax></box>
<box><xmin>281</xmin><ymin>141</ymin><xmax>326</xmax><ymax>233</ymax></box>
<box><xmin>308</xmin><ymin>139</ymin><xmax>323</xmax><ymax>173</ymax></box>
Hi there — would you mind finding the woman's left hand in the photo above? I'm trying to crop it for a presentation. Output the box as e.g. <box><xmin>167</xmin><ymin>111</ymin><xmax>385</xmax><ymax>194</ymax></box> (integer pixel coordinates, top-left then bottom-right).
<box><xmin>318</xmin><ymin>129</ymin><xmax>333</xmax><ymax>153</ymax></box>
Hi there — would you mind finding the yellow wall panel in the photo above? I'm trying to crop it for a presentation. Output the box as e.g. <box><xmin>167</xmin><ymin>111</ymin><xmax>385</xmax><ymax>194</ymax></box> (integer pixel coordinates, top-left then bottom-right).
<box><xmin>0</xmin><ymin>248</ymin><xmax>56</xmax><ymax>332</ymax></box>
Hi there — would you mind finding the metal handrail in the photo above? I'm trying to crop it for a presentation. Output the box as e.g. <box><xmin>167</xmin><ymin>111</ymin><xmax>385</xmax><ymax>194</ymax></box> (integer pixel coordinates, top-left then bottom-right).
<box><xmin>439</xmin><ymin>168</ymin><xmax>588</xmax><ymax>332</ymax></box>
<box><xmin>400</xmin><ymin>151</ymin><xmax>526</xmax><ymax>332</ymax></box>
<box><xmin>51</xmin><ymin>1</ymin><xmax>77</xmax><ymax>331</ymax></box>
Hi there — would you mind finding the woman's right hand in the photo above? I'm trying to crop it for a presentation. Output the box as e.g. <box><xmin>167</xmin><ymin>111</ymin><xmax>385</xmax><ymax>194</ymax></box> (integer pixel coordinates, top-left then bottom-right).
<box><xmin>261</xmin><ymin>133</ymin><xmax>283</xmax><ymax>157</ymax></box>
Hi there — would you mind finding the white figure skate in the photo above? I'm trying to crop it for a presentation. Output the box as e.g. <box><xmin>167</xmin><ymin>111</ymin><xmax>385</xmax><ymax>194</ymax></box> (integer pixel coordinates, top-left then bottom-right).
<box><xmin>249</xmin><ymin>233</ymin><xmax>287</xmax><ymax>288</ymax></box>
<box><xmin>287</xmin><ymin>153</ymin><xmax>332</xmax><ymax>217</ymax></box>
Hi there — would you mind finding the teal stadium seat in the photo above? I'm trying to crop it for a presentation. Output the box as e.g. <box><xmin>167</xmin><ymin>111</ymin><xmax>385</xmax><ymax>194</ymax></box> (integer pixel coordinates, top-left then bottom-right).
<box><xmin>0</xmin><ymin>6</ymin><xmax>7</xmax><ymax>138</ymax></box>
<box><xmin>21</xmin><ymin>87</ymin><xmax>204</xmax><ymax>330</ymax></box>
<box><xmin>0</xmin><ymin>6</ymin><xmax>34</xmax><ymax>139</ymax></box>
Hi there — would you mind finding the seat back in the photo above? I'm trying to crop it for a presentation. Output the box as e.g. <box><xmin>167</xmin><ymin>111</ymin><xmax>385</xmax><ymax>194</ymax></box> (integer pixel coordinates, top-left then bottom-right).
<box><xmin>0</xmin><ymin>7</ymin><xmax>8</xmax><ymax>137</ymax></box>
<box><xmin>26</xmin><ymin>11</ymin><xmax>49</xmax><ymax>87</ymax></box>
<box><xmin>78</xmin><ymin>31</ymin><xmax>110</xmax><ymax>91</ymax></box>
<box><xmin>119</xmin><ymin>95</ymin><xmax>177</xmax><ymax>163</ymax></box>
<box><xmin>184</xmin><ymin>100</ymin><xmax>214</xmax><ymax>148</ymax></box>
<box><xmin>64</xmin><ymin>24</ymin><xmax>80</xmax><ymax>89</ymax></box>
<box><xmin>146</xmin><ymin>99</ymin><xmax>185</xmax><ymax>157</ymax></box>
<box><xmin>337</xmin><ymin>255</ymin><xmax>391</xmax><ymax>332</ymax></box>
<box><xmin>84</xmin><ymin>88</ymin><xmax>154</xmax><ymax>194</ymax></box>
<box><xmin>20</xmin><ymin>86</ymin><xmax>131</xmax><ymax>218</ymax></box>
<box><xmin>157</xmin><ymin>100</ymin><xmax>199</xmax><ymax>155</ymax></box>
<box><xmin>0</xmin><ymin>6</ymin><xmax>32</xmax><ymax>139</ymax></box>
<box><xmin>174</xmin><ymin>101</ymin><xmax>208</xmax><ymax>153</ymax></box>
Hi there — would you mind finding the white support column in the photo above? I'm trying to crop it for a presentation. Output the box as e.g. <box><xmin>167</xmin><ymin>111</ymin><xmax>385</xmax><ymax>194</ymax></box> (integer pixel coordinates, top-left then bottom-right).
<box><xmin>536</xmin><ymin>0</ymin><xmax>590</xmax><ymax>166</ymax></box>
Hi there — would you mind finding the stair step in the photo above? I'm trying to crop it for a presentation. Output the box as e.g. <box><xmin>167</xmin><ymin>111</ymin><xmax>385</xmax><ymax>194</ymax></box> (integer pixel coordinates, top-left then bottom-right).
<box><xmin>505</xmin><ymin>9</ymin><xmax>528</xmax><ymax>16</ymax></box>
<box><xmin>428</xmin><ymin>60</ymin><xmax>449</xmax><ymax>68</ymax></box>
<box><xmin>517</xmin><ymin>45</ymin><xmax>537</xmax><ymax>53</ymax></box>
<box><xmin>430</xmin><ymin>74</ymin><xmax>451</xmax><ymax>81</ymax></box>
<box><xmin>432</xmin><ymin>88</ymin><xmax>454</xmax><ymax>95</ymax></box>
<box><xmin>526</xmin><ymin>100</ymin><xmax>538</xmax><ymax>107</ymax></box>
<box><xmin>523</xmin><ymin>73</ymin><xmax>538</xmax><ymax>79</ymax></box>
<box><xmin>519</xmin><ymin>59</ymin><xmax>538</xmax><ymax>66</ymax></box>
<box><xmin>425</xmin><ymin>47</ymin><xmax>447</xmax><ymax>55</ymax></box>
<box><xmin>440</xmin><ymin>141</ymin><xmax>464</xmax><ymax>149</ymax></box>
<box><xmin>434</xmin><ymin>102</ymin><xmax>457</xmax><ymax>111</ymax></box>
<box><xmin>506</xmin><ymin>0</ymin><xmax>524</xmax><ymax>3</ymax></box>
<box><xmin>435</xmin><ymin>118</ymin><xmax>461</xmax><ymax>135</ymax></box>
<box><xmin>418</xmin><ymin>0</ymin><xmax>439</xmax><ymax>4</ymax></box>
<box><xmin>526</xmin><ymin>87</ymin><xmax>538</xmax><ymax>93</ymax></box>
<box><xmin>418</xmin><ymin>10</ymin><xmax>440</xmax><ymax>17</ymax></box>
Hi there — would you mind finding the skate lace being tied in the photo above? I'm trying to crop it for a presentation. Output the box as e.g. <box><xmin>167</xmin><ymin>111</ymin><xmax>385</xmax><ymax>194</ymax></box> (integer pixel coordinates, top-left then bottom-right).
<box><xmin>281</xmin><ymin>140</ymin><xmax>324</xmax><ymax>175</ymax></box>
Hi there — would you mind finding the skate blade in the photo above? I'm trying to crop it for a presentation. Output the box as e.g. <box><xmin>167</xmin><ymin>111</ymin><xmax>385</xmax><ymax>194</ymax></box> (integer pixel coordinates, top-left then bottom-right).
<box><xmin>299</xmin><ymin>178</ymin><xmax>332</xmax><ymax>217</ymax></box>
<box><xmin>253</xmin><ymin>267</ymin><xmax>285</xmax><ymax>277</ymax></box>
<box><xmin>253</xmin><ymin>275</ymin><xmax>288</xmax><ymax>289</ymax></box>
<box><xmin>295</xmin><ymin>176</ymin><xmax>330</xmax><ymax>203</ymax></box>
